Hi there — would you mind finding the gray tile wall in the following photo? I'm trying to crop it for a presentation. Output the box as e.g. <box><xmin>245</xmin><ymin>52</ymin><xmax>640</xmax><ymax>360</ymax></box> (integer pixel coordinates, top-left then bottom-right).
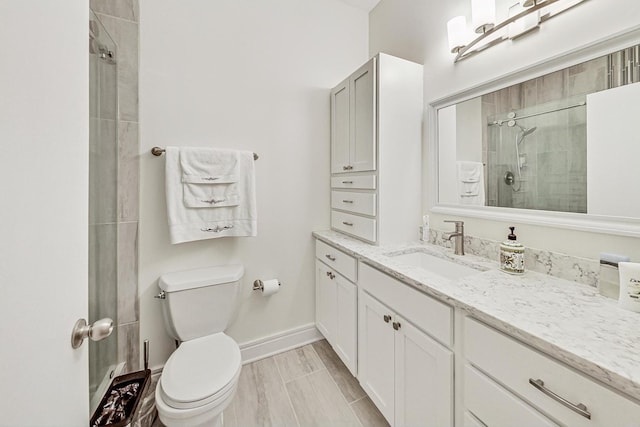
<box><xmin>92</xmin><ymin>0</ymin><xmax>140</xmax><ymax>373</ymax></box>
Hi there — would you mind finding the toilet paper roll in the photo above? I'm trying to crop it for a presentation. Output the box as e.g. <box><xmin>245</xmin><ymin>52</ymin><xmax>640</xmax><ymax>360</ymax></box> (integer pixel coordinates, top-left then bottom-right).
<box><xmin>261</xmin><ymin>279</ymin><xmax>280</xmax><ymax>296</ymax></box>
<box><xmin>619</xmin><ymin>262</ymin><xmax>640</xmax><ymax>313</ymax></box>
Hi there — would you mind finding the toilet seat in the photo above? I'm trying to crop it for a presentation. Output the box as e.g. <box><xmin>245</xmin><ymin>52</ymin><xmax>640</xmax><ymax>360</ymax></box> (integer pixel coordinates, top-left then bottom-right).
<box><xmin>159</xmin><ymin>333</ymin><xmax>241</xmax><ymax>410</ymax></box>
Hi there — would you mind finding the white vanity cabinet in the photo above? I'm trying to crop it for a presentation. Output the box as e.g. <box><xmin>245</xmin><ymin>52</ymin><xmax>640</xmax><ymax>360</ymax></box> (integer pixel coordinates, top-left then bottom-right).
<box><xmin>358</xmin><ymin>263</ymin><xmax>454</xmax><ymax>427</ymax></box>
<box><xmin>463</xmin><ymin>316</ymin><xmax>640</xmax><ymax>427</ymax></box>
<box><xmin>330</xmin><ymin>53</ymin><xmax>422</xmax><ymax>245</ymax></box>
<box><xmin>315</xmin><ymin>240</ymin><xmax>357</xmax><ymax>375</ymax></box>
<box><xmin>330</xmin><ymin>59</ymin><xmax>376</xmax><ymax>174</ymax></box>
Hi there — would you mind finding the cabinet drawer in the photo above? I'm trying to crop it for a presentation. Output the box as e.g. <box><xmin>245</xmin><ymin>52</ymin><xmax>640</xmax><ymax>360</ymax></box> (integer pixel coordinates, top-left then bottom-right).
<box><xmin>464</xmin><ymin>365</ymin><xmax>558</xmax><ymax>427</ymax></box>
<box><xmin>315</xmin><ymin>239</ymin><xmax>357</xmax><ymax>283</ymax></box>
<box><xmin>331</xmin><ymin>191</ymin><xmax>376</xmax><ymax>216</ymax></box>
<box><xmin>465</xmin><ymin>317</ymin><xmax>640</xmax><ymax>426</ymax></box>
<box><xmin>331</xmin><ymin>210</ymin><xmax>376</xmax><ymax>243</ymax></box>
<box><xmin>359</xmin><ymin>262</ymin><xmax>452</xmax><ymax>347</ymax></box>
<box><xmin>331</xmin><ymin>174</ymin><xmax>376</xmax><ymax>190</ymax></box>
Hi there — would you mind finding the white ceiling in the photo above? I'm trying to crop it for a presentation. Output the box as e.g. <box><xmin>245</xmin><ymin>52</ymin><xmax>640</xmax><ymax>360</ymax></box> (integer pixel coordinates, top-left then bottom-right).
<box><xmin>338</xmin><ymin>0</ymin><xmax>382</xmax><ymax>12</ymax></box>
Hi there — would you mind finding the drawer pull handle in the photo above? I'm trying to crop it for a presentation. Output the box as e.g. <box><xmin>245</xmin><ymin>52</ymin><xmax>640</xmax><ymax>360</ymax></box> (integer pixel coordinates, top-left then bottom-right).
<box><xmin>529</xmin><ymin>379</ymin><xmax>591</xmax><ymax>420</ymax></box>
<box><xmin>383</xmin><ymin>315</ymin><xmax>391</xmax><ymax>323</ymax></box>
<box><xmin>325</xmin><ymin>254</ymin><xmax>336</xmax><ymax>262</ymax></box>
<box><xmin>342</xmin><ymin>221</ymin><xmax>354</xmax><ymax>226</ymax></box>
<box><xmin>393</xmin><ymin>321</ymin><xmax>401</xmax><ymax>330</ymax></box>
<box><xmin>342</xmin><ymin>200</ymin><xmax>354</xmax><ymax>204</ymax></box>
<box><xmin>342</xmin><ymin>181</ymin><xmax>354</xmax><ymax>184</ymax></box>
<box><xmin>326</xmin><ymin>271</ymin><xmax>335</xmax><ymax>280</ymax></box>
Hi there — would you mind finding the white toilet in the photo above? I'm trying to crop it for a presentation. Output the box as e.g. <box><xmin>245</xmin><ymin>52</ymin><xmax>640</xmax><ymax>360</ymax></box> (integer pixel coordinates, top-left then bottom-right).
<box><xmin>155</xmin><ymin>265</ymin><xmax>244</xmax><ymax>427</ymax></box>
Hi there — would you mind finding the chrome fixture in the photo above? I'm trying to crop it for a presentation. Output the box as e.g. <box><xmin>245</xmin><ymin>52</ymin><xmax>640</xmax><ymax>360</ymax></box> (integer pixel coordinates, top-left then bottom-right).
<box><xmin>488</xmin><ymin>101</ymin><xmax>586</xmax><ymax>126</ymax></box>
<box><xmin>448</xmin><ymin>0</ymin><xmax>587</xmax><ymax>63</ymax></box>
<box><xmin>71</xmin><ymin>318</ymin><xmax>114</xmax><ymax>349</ymax></box>
<box><xmin>151</xmin><ymin>146</ymin><xmax>259</xmax><ymax>160</ymax></box>
<box><xmin>444</xmin><ymin>220</ymin><xmax>465</xmax><ymax>256</ymax></box>
<box><xmin>529</xmin><ymin>378</ymin><xmax>591</xmax><ymax>419</ymax></box>
<box><xmin>252</xmin><ymin>279</ymin><xmax>281</xmax><ymax>291</ymax></box>
<box><xmin>154</xmin><ymin>290</ymin><xmax>166</xmax><ymax>300</ymax></box>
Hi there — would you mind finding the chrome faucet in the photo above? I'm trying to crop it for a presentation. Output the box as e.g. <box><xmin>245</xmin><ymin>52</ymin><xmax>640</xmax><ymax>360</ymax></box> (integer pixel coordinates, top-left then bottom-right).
<box><xmin>444</xmin><ymin>220</ymin><xmax>465</xmax><ymax>255</ymax></box>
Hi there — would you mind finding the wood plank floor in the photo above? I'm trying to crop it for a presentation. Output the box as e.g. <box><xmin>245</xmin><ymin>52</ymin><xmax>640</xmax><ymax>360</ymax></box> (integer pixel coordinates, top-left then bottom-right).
<box><xmin>152</xmin><ymin>339</ymin><xmax>388</xmax><ymax>427</ymax></box>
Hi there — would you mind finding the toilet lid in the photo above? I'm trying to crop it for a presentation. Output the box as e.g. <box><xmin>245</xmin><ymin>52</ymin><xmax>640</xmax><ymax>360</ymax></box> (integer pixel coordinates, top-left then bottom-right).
<box><xmin>160</xmin><ymin>333</ymin><xmax>241</xmax><ymax>408</ymax></box>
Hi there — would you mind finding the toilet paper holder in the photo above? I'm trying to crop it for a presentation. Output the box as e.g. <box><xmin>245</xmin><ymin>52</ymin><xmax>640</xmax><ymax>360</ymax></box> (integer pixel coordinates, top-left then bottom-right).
<box><xmin>253</xmin><ymin>279</ymin><xmax>281</xmax><ymax>291</ymax></box>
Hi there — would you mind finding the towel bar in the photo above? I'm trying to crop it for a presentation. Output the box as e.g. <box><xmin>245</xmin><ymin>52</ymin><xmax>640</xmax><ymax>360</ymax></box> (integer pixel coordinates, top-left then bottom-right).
<box><xmin>151</xmin><ymin>146</ymin><xmax>258</xmax><ymax>160</ymax></box>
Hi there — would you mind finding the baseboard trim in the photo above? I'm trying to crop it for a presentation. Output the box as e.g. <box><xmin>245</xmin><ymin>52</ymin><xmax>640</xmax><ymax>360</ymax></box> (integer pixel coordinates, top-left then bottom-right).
<box><xmin>239</xmin><ymin>323</ymin><xmax>324</xmax><ymax>364</ymax></box>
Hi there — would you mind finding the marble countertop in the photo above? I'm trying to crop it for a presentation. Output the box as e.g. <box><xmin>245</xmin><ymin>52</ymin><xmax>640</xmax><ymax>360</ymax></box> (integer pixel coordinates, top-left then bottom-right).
<box><xmin>313</xmin><ymin>230</ymin><xmax>640</xmax><ymax>402</ymax></box>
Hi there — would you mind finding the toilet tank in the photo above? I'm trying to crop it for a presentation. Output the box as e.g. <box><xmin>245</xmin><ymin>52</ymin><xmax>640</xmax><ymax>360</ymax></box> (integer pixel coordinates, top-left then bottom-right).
<box><xmin>158</xmin><ymin>265</ymin><xmax>244</xmax><ymax>342</ymax></box>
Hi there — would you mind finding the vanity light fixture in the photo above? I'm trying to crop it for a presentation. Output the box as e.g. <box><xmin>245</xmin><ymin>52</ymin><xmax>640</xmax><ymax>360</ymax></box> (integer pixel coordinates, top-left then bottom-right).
<box><xmin>447</xmin><ymin>16</ymin><xmax>468</xmax><ymax>53</ymax></box>
<box><xmin>449</xmin><ymin>0</ymin><xmax>586</xmax><ymax>63</ymax></box>
<box><xmin>508</xmin><ymin>2</ymin><xmax>540</xmax><ymax>39</ymax></box>
<box><xmin>471</xmin><ymin>0</ymin><xmax>496</xmax><ymax>33</ymax></box>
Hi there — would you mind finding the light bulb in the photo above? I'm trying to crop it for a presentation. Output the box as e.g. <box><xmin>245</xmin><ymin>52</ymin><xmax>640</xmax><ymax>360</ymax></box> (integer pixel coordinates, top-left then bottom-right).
<box><xmin>471</xmin><ymin>0</ymin><xmax>496</xmax><ymax>34</ymax></box>
<box><xmin>447</xmin><ymin>16</ymin><xmax>467</xmax><ymax>53</ymax></box>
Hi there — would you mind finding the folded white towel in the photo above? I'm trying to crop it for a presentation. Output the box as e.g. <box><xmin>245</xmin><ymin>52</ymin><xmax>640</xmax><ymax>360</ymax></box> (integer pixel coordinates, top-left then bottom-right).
<box><xmin>457</xmin><ymin>161</ymin><xmax>485</xmax><ymax>206</ymax></box>
<box><xmin>457</xmin><ymin>161</ymin><xmax>482</xmax><ymax>182</ymax></box>
<box><xmin>165</xmin><ymin>146</ymin><xmax>257</xmax><ymax>244</ymax></box>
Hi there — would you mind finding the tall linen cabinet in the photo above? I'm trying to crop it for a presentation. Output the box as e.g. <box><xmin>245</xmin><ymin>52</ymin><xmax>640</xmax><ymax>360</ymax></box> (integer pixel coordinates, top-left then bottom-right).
<box><xmin>330</xmin><ymin>53</ymin><xmax>423</xmax><ymax>245</ymax></box>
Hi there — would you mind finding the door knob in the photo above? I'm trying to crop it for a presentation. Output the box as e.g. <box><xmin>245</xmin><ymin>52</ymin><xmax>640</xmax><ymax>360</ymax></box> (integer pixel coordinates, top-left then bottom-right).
<box><xmin>71</xmin><ymin>318</ymin><xmax>114</xmax><ymax>349</ymax></box>
<box><xmin>383</xmin><ymin>315</ymin><xmax>392</xmax><ymax>323</ymax></box>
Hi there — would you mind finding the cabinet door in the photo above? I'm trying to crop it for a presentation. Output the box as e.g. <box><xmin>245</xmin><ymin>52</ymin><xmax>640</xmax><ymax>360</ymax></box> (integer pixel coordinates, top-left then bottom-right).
<box><xmin>394</xmin><ymin>316</ymin><xmax>454</xmax><ymax>427</ymax></box>
<box><xmin>331</xmin><ymin>78</ymin><xmax>350</xmax><ymax>174</ymax></box>
<box><xmin>316</xmin><ymin>260</ymin><xmax>337</xmax><ymax>343</ymax></box>
<box><xmin>358</xmin><ymin>290</ymin><xmax>395</xmax><ymax>425</ymax></box>
<box><xmin>334</xmin><ymin>275</ymin><xmax>357</xmax><ymax>376</ymax></box>
<box><xmin>350</xmin><ymin>58</ymin><xmax>376</xmax><ymax>172</ymax></box>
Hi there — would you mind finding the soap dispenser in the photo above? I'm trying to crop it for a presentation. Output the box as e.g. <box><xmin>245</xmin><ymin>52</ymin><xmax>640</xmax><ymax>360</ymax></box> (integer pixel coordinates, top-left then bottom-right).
<box><xmin>500</xmin><ymin>226</ymin><xmax>525</xmax><ymax>274</ymax></box>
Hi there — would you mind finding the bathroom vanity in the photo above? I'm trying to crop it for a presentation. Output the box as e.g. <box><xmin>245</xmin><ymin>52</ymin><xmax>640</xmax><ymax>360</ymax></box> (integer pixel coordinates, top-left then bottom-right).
<box><xmin>313</xmin><ymin>230</ymin><xmax>640</xmax><ymax>427</ymax></box>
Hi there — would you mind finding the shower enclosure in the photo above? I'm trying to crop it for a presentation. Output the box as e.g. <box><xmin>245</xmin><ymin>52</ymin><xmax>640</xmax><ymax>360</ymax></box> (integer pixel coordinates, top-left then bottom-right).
<box><xmin>89</xmin><ymin>11</ymin><xmax>119</xmax><ymax>409</ymax></box>
<box><xmin>486</xmin><ymin>95</ymin><xmax>588</xmax><ymax>213</ymax></box>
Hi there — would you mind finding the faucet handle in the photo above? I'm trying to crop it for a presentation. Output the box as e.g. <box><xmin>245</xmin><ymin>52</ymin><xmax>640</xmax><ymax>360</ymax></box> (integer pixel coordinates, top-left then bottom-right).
<box><xmin>444</xmin><ymin>220</ymin><xmax>464</xmax><ymax>225</ymax></box>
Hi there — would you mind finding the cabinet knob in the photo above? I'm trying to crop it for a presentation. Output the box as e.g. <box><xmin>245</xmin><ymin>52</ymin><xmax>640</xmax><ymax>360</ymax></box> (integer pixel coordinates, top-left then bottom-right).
<box><xmin>393</xmin><ymin>321</ymin><xmax>401</xmax><ymax>330</ymax></box>
<box><xmin>326</xmin><ymin>271</ymin><xmax>335</xmax><ymax>280</ymax></box>
<box><xmin>343</xmin><ymin>165</ymin><xmax>350</xmax><ymax>171</ymax></box>
<box><xmin>383</xmin><ymin>315</ymin><xmax>391</xmax><ymax>323</ymax></box>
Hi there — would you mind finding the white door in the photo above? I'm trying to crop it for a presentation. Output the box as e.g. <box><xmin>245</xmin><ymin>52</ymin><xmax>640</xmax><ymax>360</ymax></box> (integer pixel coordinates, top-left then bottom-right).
<box><xmin>334</xmin><ymin>275</ymin><xmax>357</xmax><ymax>376</ymax></box>
<box><xmin>358</xmin><ymin>290</ymin><xmax>395</xmax><ymax>425</ymax></box>
<box><xmin>316</xmin><ymin>261</ymin><xmax>337</xmax><ymax>342</ymax></box>
<box><xmin>394</xmin><ymin>316</ymin><xmax>454</xmax><ymax>427</ymax></box>
<box><xmin>0</xmin><ymin>2</ymin><xmax>89</xmax><ymax>425</ymax></box>
<box><xmin>331</xmin><ymin>77</ymin><xmax>351</xmax><ymax>173</ymax></box>
<box><xmin>350</xmin><ymin>57</ymin><xmax>376</xmax><ymax>172</ymax></box>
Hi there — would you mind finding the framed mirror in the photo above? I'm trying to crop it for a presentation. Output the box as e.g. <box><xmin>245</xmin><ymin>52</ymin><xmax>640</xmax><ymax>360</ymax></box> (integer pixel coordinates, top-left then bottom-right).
<box><xmin>429</xmin><ymin>31</ymin><xmax>640</xmax><ymax>237</ymax></box>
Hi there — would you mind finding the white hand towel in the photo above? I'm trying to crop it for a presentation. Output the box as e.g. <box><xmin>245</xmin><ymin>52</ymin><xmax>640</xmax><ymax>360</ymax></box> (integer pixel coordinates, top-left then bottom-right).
<box><xmin>457</xmin><ymin>161</ymin><xmax>485</xmax><ymax>206</ymax></box>
<box><xmin>165</xmin><ymin>146</ymin><xmax>257</xmax><ymax>244</ymax></box>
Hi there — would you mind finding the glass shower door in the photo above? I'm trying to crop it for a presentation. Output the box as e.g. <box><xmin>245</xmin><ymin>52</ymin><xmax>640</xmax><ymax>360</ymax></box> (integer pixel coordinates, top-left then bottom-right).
<box><xmin>88</xmin><ymin>11</ymin><xmax>119</xmax><ymax>410</ymax></box>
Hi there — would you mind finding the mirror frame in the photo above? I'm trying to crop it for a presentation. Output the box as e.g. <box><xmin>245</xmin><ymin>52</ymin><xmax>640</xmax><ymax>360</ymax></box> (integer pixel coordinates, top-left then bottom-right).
<box><xmin>427</xmin><ymin>27</ymin><xmax>640</xmax><ymax>238</ymax></box>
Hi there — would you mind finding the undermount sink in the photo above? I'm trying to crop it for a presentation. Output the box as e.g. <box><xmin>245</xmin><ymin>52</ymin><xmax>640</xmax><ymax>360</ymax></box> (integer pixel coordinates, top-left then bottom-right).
<box><xmin>388</xmin><ymin>250</ymin><xmax>482</xmax><ymax>280</ymax></box>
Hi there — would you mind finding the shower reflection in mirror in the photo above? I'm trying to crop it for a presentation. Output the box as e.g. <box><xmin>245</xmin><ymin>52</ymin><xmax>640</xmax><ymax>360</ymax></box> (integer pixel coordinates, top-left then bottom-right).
<box><xmin>437</xmin><ymin>42</ymin><xmax>640</xmax><ymax>215</ymax></box>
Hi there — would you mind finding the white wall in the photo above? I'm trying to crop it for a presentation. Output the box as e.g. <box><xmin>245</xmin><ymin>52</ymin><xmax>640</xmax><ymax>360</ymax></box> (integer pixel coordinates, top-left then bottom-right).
<box><xmin>370</xmin><ymin>0</ymin><xmax>640</xmax><ymax>261</ymax></box>
<box><xmin>0</xmin><ymin>1</ymin><xmax>89</xmax><ymax>424</ymax></box>
<box><xmin>139</xmin><ymin>0</ymin><xmax>368</xmax><ymax>368</ymax></box>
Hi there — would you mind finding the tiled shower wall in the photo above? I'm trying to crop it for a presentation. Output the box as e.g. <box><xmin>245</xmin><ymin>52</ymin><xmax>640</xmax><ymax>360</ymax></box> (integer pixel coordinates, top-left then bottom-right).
<box><xmin>481</xmin><ymin>56</ymin><xmax>608</xmax><ymax>212</ymax></box>
<box><xmin>91</xmin><ymin>0</ymin><xmax>140</xmax><ymax>373</ymax></box>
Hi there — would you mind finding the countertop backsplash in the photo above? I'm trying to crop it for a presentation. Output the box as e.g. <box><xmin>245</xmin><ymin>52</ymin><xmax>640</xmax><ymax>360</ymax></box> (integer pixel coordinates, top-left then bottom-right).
<box><xmin>429</xmin><ymin>229</ymin><xmax>600</xmax><ymax>287</ymax></box>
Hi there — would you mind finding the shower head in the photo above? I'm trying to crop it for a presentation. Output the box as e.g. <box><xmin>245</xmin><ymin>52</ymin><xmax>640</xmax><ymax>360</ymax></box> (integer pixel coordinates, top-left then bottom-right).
<box><xmin>516</xmin><ymin>125</ymin><xmax>537</xmax><ymax>146</ymax></box>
